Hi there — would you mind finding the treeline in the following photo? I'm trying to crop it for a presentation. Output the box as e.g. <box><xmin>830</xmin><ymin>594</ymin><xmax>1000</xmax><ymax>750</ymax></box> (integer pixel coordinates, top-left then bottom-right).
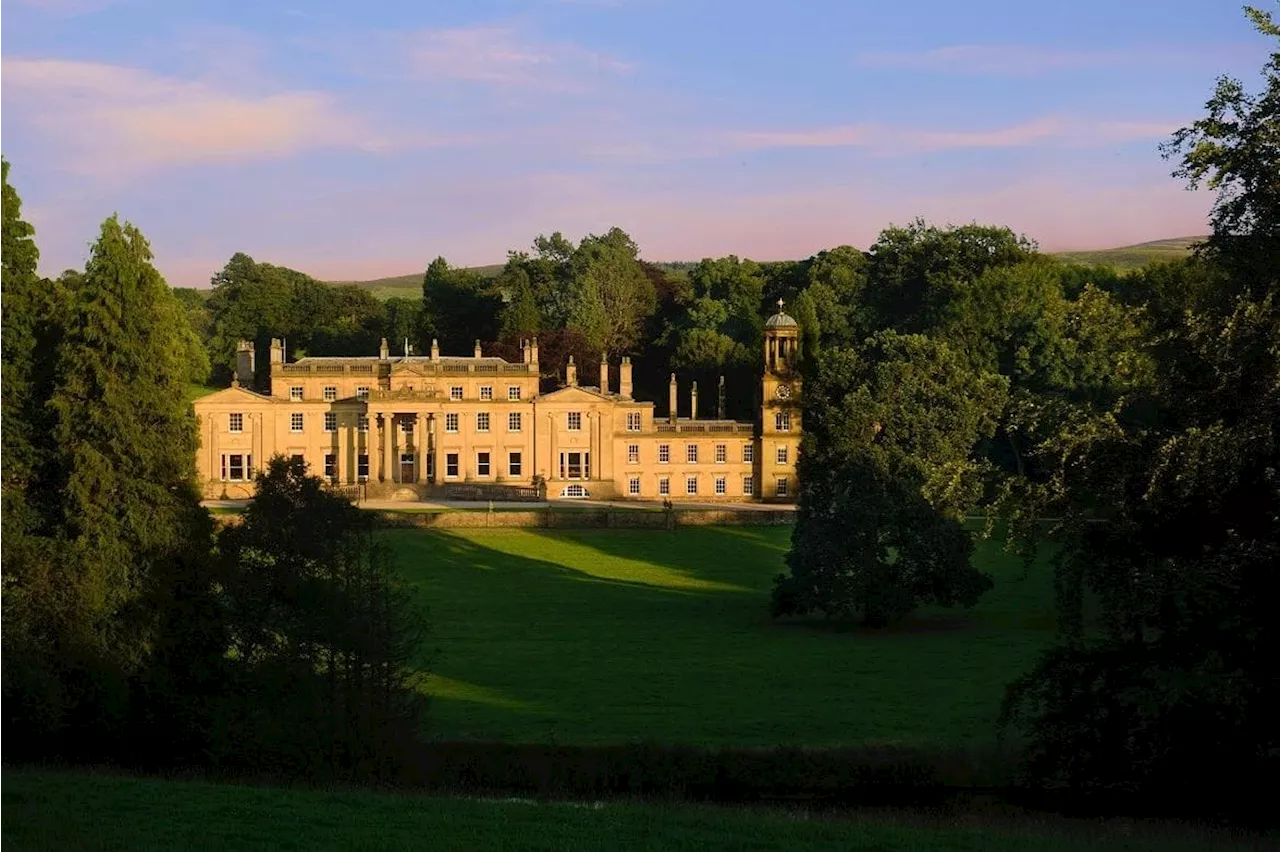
<box><xmin>187</xmin><ymin>224</ymin><xmax>1129</xmax><ymax>426</ymax></box>
<box><xmin>776</xmin><ymin>7</ymin><xmax>1279</xmax><ymax>819</ymax></box>
<box><xmin>1</xmin><ymin>163</ymin><xmax>427</xmax><ymax>777</ymax></box>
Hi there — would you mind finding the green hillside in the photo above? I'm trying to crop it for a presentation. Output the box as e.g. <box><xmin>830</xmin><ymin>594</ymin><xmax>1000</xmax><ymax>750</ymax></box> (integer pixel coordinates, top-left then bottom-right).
<box><xmin>1052</xmin><ymin>236</ymin><xmax>1204</xmax><ymax>270</ymax></box>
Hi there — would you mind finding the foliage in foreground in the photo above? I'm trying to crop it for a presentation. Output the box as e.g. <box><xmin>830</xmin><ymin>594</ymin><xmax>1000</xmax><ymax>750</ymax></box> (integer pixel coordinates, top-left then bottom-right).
<box><xmin>1000</xmin><ymin>5</ymin><xmax>1280</xmax><ymax>816</ymax></box>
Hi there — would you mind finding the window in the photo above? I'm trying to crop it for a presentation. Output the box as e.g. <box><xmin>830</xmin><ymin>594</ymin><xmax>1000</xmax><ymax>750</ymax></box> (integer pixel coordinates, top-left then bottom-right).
<box><xmin>508</xmin><ymin>411</ymin><xmax>522</xmax><ymax>432</ymax></box>
<box><xmin>477</xmin><ymin>452</ymin><xmax>491</xmax><ymax>477</ymax></box>
<box><xmin>356</xmin><ymin>386</ymin><xmax>369</xmax><ymax>401</ymax></box>
<box><xmin>627</xmin><ymin>412</ymin><xmax>641</xmax><ymax>431</ymax></box>
<box><xmin>658</xmin><ymin>444</ymin><xmax>670</xmax><ymax>463</ymax></box>
<box><xmin>477</xmin><ymin>412</ymin><xmax>490</xmax><ymax>432</ymax></box>
<box><xmin>743</xmin><ymin>444</ymin><xmax>755</xmax><ymax>464</ymax></box>
<box><xmin>357</xmin><ymin>454</ymin><xmax>369</xmax><ymax>479</ymax></box>
<box><xmin>629</xmin><ymin>477</ymin><xmax>641</xmax><ymax>495</ymax></box>
<box><xmin>358</xmin><ymin>413</ymin><xmax>368</xmax><ymax>433</ymax></box>
<box><xmin>658</xmin><ymin>477</ymin><xmax>670</xmax><ymax>496</ymax></box>
<box><xmin>508</xmin><ymin>451</ymin><xmax>522</xmax><ymax>477</ymax></box>
<box><xmin>480</xmin><ymin>386</ymin><xmax>493</xmax><ymax>401</ymax></box>
<box><xmin>450</xmin><ymin>386</ymin><xmax>463</xmax><ymax>401</ymax></box>
<box><xmin>291</xmin><ymin>412</ymin><xmax>304</xmax><ymax>433</ymax></box>
<box><xmin>743</xmin><ymin>475</ymin><xmax>755</xmax><ymax>496</ymax></box>
<box><xmin>686</xmin><ymin>476</ymin><xmax>698</xmax><ymax>495</ymax></box>
<box><xmin>628</xmin><ymin>444</ymin><xmax>639</xmax><ymax>464</ymax></box>
<box><xmin>775</xmin><ymin>411</ymin><xmax>791</xmax><ymax>432</ymax></box>
<box><xmin>401</xmin><ymin>418</ymin><xmax>414</xmax><ymax>435</ymax></box>
<box><xmin>508</xmin><ymin>386</ymin><xmax>522</xmax><ymax>400</ymax></box>
<box><xmin>445</xmin><ymin>453</ymin><xmax>459</xmax><ymax>477</ymax></box>
<box><xmin>686</xmin><ymin>444</ymin><xmax>699</xmax><ymax>463</ymax></box>
<box><xmin>567</xmin><ymin>412</ymin><xmax>582</xmax><ymax>431</ymax></box>
<box><xmin>229</xmin><ymin>412</ymin><xmax>243</xmax><ymax>433</ymax></box>
<box><xmin>776</xmin><ymin>477</ymin><xmax>789</xmax><ymax>497</ymax></box>
<box><xmin>290</xmin><ymin>386</ymin><xmax>303</xmax><ymax>401</ymax></box>
<box><xmin>445</xmin><ymin>413</ymin><xmax>459</xmax><ymax>433</ymax></box>
<box><xmin>220</xmin><ymin>453</ymin><xmax>251</xmax><ymax>481</ymax></box>
<box><xmin>323</xmin><ymin>386</ymin><xmax>337</xmax><ymax>402</ymax></box>
<box><xmin>776</xmin><ymin>446</ymin><xmax>789</xmax><ymax>465</ymax></box>
<box><xmin>715</xmin><ymin>444</ymin><xmax>726</xmax><ymax>463</ymax></box>
<box><xmin>290</xmin><ymin>454</ymin><xmax>304</xmax><ymax>466</ymax></box>
<box><xmin>715</xmin><ymin>476</ymin><xmax>727</xmax><ymax>495</ymax></box>
<box><xmin>324</xmin><ymin>412</ymin><xmax>337</xmax><ymax>433</ymax></box>
<box><xmin>324</xmin><ymin>454</ymin><xmax>337</xmax><ymax>478</ymax></box>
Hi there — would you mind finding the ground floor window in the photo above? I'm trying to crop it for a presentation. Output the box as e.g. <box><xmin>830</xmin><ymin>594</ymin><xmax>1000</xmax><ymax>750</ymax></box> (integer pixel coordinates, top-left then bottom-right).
<box><xmin>220</xmin><ymin>453</ymin><xmax>252</xmax><ymax>481</ymax></box>
<box><xmin>743</xmin><ymin>475</ymin><xmax>754</xmax><ymax>496</ymax></box>
<box><xmin>715</xmin><ymin>476</ymin><xmax>726</xmax><ymax>495</ymax></box>
<box><xmin>509</xmin><ymin>452</ymin><xmax>522</xmax><ymax>477</ymax></box>
<box><xmin>776</xmin><ymin>477</ymin><xmax>789</xmax><ymax>497</ymax></box>
<box><xmin>628</xmin><ymin>476</ymin><xmax>641</xmax><ymax>495</ymax></box>
<box><xmin>658</xmin><ymin>477</ymin><xmax>670</xmax><ymax>496</ymax></box>
<box><xmin>357</xmin><ymin>454</ymin><xmax>369</xmax><ymax>479</ymax></box>
<box><xmin>686</xmin><ymin>476</ymin><xmax>698</xmax><ymax>495</ymax></box>
<box><xmin>561</xmin><ymin>483</ymin><xmax>590</xmax><ymax>498</ymax></box>
<box><xmin>446</xmin><ymin>452</ymin><xmax>459</xmax><ymax>478</ymax></box>
<box><xmin>290</xmin><ymin>454</ymin><xmax>304</xmax><ymax>468</ymax></box>
<box><xmin>324</xmin><ymin>453</ymin><xmax>337</xmax><ymax>479</ymax></box>
<box><xmin>477</xmin><ymin>451</ymin><xmax>491</xmax><ymax>477</ymax></box>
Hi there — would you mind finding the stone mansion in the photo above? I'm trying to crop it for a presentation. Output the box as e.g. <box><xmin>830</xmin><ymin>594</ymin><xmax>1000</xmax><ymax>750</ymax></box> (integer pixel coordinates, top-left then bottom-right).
<box><xmin>193</xmin><ymin>305</ymin><xmax>802</xmax><ymax>502</ymax></box>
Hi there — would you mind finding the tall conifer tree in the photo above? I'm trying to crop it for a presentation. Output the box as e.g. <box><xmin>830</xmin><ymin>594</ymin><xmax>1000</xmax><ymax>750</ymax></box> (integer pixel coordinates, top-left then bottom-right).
<box><xmin>46</xmin><ymin>215</ymin><xmax>209</xmax><ymax>667</ymax></box>
<box><xmin>1</xmin><ymin>158</ymin><xmax>44</xmax><ymax>519</ymax></box>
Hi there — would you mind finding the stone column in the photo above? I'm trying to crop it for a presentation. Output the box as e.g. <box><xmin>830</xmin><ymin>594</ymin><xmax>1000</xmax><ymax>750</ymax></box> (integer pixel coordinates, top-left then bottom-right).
<box><xmin>337</xmin><ymin>414</ymin><xmax>349</xmax><ymax>483</ymax></box>
<box><xmin>431</xmin><ymin>412</ymin><xmax>441</xmax><ymax>484</ymax></box>
<box><xmin>417</xmin><ymin>411</ymin><xmax>429</xmax><ymax>485</ymax></box>
<box><xmin>383</xmin><ymin>413</ymin><xmax>397</xmax><ymax>483</ymax></box>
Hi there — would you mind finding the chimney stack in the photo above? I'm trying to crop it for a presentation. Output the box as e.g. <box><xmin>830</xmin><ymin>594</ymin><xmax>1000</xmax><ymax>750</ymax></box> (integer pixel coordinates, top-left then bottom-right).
<box><xmin>718</xmin><ymin>375</ymin><xmax>726</xmax><ymax>420</ymax></box>
<box><xmin>431</xmin><ymin>338</ymin><xmax>440</xmax><ymax>361</ymax></box>
<box><xmin>522</xmin><ymin>339</ymin><xmax>530</xmax><ymax>364</ymax></box>
<box><xmin>236</xmin><ymin>340</ymin><xmax>256</xmax><ymax>384</ymax></box>
<box><xmin>379</xmin><ymin>337</ymin><xmax>389</xmax><ymax>360</ymax></box>
<box><xmin>271</xmin><ymin>338</ymin><xmax>285</xmax><ymax>365</ymax></box>
<box><xmin>474</xmin><ymin>339</ymin><xmax>483</xmax><ymax>359</ymax></box>
<box><xmin>691</xmin><ymin>381</ymin><xmax>699</xmax><ymax>421</ymax></box>
<box><xmin>620</xmin><ymin>356</ymin><xmax>633</xmax><ymax>399</ymax></box>
<box><xmin>599</xmin><ymin>352</ymin><xmax>609</xmax><ymax>393</ymax></box>
<box><xmin>668</xmin><ymin>373</ymin><xmax>678</xmax><ymax>423</ymax></box>
<box><xmin>566</xmin><ymin>355</ymin><xmax>578</xmax><ymax>387</ymax></box>
<box><xmin>530</xmin><ymin>337</ymin><xmax>539</xmax><ymax>367</ymax></box>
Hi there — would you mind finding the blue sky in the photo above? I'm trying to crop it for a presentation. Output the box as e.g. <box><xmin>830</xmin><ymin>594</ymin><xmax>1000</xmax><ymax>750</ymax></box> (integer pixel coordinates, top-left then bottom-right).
<box><xmin>2</xmin><ymin>0</ymin><xmax>1271</xmax><ymax>286</ymax></box>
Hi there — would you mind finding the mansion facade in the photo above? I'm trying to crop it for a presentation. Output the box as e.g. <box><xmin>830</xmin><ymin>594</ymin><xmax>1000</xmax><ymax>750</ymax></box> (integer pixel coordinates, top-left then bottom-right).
<box><xmin>193</xmin><ymin>306</ymin><xmax>803</xmax><ymax>502</ymax></box>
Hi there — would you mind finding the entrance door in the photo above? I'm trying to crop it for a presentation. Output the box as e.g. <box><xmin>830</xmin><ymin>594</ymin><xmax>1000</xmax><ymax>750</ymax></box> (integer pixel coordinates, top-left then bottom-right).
<box><xmin>400</xmin><ymin>452</ymin><xmax>415</xmax><ymax>484</ymax></box>
<box><xmin>561</xmin><ymin>451</ymin><xmax>589</xmax><ymax>479</ymax></box>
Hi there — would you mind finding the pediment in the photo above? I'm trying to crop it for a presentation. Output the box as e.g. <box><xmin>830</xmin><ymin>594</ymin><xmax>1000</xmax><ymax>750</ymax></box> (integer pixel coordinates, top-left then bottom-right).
<box><xmin>538</xmin><ymin>385</ymin><xmax>612</xmax><ymax>404</ymax></box>
<box><xmin>192</xmin><ymin>385</ymin><xmax>275</xmax><ymax>406</ymax></box>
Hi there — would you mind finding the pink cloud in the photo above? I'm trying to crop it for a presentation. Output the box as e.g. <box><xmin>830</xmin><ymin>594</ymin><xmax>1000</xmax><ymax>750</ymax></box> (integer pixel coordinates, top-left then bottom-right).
<box><xmin>2</xmin><ymin>57</ymin><xmax>397</xmax><ymax>173</ymax></box>
<box><xmin>405</xmin><ymin>26</ymin><xmax>634</xmax><ymax>92</ymax></box>
<box><xmin>856</xmin><ymin>44</ymin><xmax>1240</xmax><ymax>75</ymax></box>
<box><xmin>728</xmin><ymin>115</ymin><xmax>1183</xmax><ymax>154</ymax></box>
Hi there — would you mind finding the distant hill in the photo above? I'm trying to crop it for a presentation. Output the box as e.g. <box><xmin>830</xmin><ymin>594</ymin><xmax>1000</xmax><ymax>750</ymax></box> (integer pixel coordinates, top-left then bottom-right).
<box><xmin>1051</xmin><ymin>236</ymin><xmax>1204</xmax><ymax>270</ymax></box>
<box><xmin>318</xmin><ymin>238</ymin><xmax>1207</xmax><ymax>299</ymax></box>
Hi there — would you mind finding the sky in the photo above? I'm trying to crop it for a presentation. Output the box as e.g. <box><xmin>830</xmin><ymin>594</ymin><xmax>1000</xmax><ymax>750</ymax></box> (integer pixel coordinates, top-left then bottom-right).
<box><xmin>1</xmin><ymin>0</ymin><xmax>1272</xmax><ymax>287</ymax></box>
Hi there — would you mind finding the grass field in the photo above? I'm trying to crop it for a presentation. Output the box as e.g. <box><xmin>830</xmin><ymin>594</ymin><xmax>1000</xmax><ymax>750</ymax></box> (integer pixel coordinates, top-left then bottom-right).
<box><xmin>6</xmin><ymin>770</ymin><xmax>1270</xmax><ymax>852</ymax></box>
<box><xmin>396</xmin><ymin>526</ymin><xmax>1055</xmax><ymax>748</ymax></box>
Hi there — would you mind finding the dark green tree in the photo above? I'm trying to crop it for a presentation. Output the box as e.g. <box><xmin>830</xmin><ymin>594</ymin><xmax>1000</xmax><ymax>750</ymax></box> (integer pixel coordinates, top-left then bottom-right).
<box><xmin>569</xmin><ymin>228</ymin><xmax>657</xmax><ymax>357</ymax></box>
<box><xmin>774</xmin><ymin>334</ymin><xmax>1006</xmax><ymax>626</ymax></box>
<box><xmin>46</xmin><ymin>216</ymin><xmax>212</xmax><ymax>663</ymax></box>
<box><xmin>1001</xmin><ymin>7</ymin><xmax>1280</xmax><ymax>815</ymax></box>
<box><xmin>419</xmin><ymin>256</ymin><xmax>501</xmax><ymax>354</ymax></box>
<box><xmin>217</xmin><ymin>457</ymin><xmax>428</xmax><ymax>778</ymax></box>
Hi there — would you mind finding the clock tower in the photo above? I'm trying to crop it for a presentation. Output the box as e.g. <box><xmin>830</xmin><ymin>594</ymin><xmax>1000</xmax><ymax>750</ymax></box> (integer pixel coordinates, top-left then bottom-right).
<box><xmin>761</xmin><ymin>299</ymin><xmax>800</xmax><ymax>501</ymax></box>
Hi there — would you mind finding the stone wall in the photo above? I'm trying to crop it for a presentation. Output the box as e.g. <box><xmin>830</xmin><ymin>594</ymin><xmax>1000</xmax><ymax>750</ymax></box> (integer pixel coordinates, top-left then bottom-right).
<box><xmin>370</xmin><ymin>508</ymin><xmax>795</xmax><ymax>530</ymax></box>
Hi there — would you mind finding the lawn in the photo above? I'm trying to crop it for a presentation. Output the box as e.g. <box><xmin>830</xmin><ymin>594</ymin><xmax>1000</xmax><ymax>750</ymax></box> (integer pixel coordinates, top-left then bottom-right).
<box><xmin>395</xmin><ymin>526</ymin><xmax>1056</xmax><ymax>748</ymax></box>
<box><xmin>5</xmin><ymin>770</ymin><xmax>1268</xmax><ymax>852</ymax></box>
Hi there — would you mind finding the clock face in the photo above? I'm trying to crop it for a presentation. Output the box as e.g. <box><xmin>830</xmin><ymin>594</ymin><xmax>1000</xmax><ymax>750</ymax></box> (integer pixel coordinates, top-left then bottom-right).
<box><xmin>775</xmin><ymin>384</ymin><xmax>792</xmax><ymax>400</ymax></box>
